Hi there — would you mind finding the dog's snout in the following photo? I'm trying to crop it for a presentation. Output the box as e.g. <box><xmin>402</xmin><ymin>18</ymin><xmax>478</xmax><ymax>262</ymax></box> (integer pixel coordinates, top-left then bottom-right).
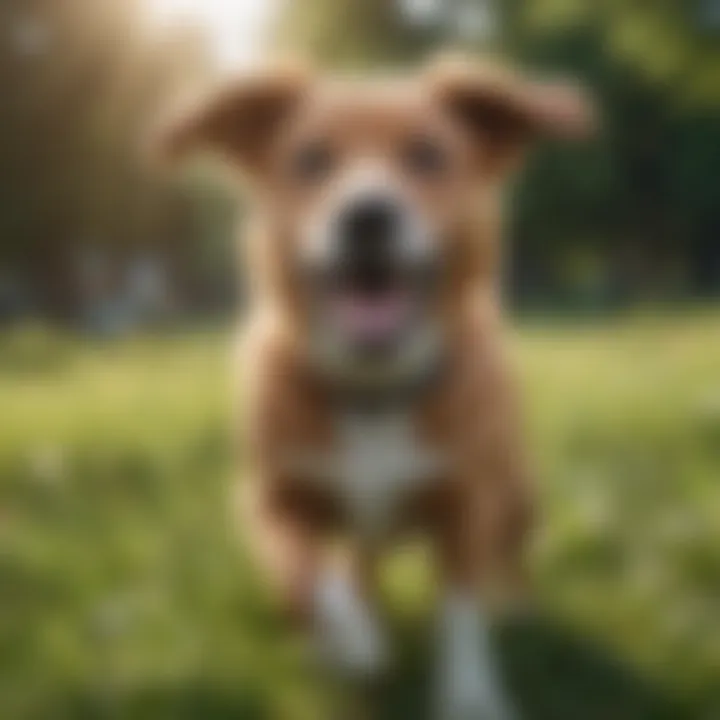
<box><xmin>338</xmin><ymin>196</ymin><xmax>402</xmax><ymax>290</ymax></box>
<box><xmin>336</xmin><ymin>197</ymin><xmax>402</xmax><ymax>291</ymax></box>
<box><xmin>341</xmin><ymin>198</ymin><xmax>400</xmax><ymax>249</ymax></box>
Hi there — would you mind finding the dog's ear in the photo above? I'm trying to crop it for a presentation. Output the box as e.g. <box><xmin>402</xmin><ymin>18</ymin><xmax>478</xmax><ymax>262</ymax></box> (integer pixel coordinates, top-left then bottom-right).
<box><xmin>153</xmin><ymin>65</ymin><xmax>310</xmax><ymax>175</ymax></box>
<box><xmin>428</xmin><ymin>56</ymin><xmax>595</xmax><ymax>176</ymax></box>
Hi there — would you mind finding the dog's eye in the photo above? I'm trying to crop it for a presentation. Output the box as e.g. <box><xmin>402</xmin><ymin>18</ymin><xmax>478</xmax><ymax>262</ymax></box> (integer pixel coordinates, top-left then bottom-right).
<box><xmin>291</xmin><ymin>141</ymin><xmax>334</xmax><ymax>183</ymax></box>
<box><xmin>402</xmin><ymin>136</ymin><xmax>447</xmax><ymax>177</ymax></box>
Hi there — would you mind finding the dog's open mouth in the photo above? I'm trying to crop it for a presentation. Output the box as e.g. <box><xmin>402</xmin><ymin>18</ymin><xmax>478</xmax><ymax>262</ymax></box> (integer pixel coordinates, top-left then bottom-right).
<box><xmin>326</xmin><ymin>283</ymin><xmax>419</xmax><ymax>350</ymax></box>
<box><xmin>330</xmin><ymin>288</ymin><xmax>412</xmax><ymax>345</ymax></box>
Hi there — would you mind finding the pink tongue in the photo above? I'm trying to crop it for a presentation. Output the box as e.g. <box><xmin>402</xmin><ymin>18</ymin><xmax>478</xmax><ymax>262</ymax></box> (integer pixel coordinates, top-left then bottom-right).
<box><xmin>333</xmin><ymin>292</ymin><xmax>411</xmax><ymax>341</ymax></box>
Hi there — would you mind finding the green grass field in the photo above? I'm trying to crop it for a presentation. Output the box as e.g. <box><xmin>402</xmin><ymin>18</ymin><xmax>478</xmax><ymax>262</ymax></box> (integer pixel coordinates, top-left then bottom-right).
<box><xmin>1</xmin><ymin>312</ymin><xmax>719</xmax><ymax>719</ymax></box>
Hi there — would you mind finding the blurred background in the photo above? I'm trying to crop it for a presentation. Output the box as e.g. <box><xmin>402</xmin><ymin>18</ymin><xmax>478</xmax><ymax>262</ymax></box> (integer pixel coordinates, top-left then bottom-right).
<box><xmin>0</xmin><ymin>1</ymin><xmax>718</xmax><ymax>718</ymax></box>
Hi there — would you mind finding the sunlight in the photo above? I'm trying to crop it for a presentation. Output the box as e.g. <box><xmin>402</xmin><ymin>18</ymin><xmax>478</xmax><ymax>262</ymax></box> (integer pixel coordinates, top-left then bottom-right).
<box><xmin>145</xmin><ymin>0</ymin><xmax>276</xmax><ymax>69</ymax></box>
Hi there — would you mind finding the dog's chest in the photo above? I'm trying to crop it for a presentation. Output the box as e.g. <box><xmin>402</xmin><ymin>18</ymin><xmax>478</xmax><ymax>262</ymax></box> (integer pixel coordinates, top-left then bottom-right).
<box><xmin>332</xmin><ymin>412</ymin><xmax>441</xmax><ymax>538</ymax></box>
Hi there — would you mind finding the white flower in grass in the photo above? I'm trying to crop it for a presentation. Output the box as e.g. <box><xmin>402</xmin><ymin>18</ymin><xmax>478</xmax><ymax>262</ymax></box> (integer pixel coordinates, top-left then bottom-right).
<box><xmin>28</xmin><ymin>445</ymin><xmax>65</xmax><ymax>486</ymax></box>
<box><xmin>696</xmin><ymin>387</ymin><xmax>720</xmax><ymax>418</ymax></box>
<box><xmin>575</xmin><ymin>480</ymin><xmax>614</xmax><ymax>532</ymax></box>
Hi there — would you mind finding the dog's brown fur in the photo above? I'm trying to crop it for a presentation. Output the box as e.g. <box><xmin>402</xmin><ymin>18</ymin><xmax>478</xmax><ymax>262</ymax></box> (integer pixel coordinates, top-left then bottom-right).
<box><xmin>159</xmin><ymin>55</ymin><xmax>591</xmax><ymax>624</ymax></box>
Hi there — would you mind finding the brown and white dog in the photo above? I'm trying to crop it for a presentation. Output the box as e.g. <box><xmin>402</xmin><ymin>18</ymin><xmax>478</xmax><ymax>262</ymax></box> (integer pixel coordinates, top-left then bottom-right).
<box><xmin>159</xmin><ymin>57</ymin><xmax>592</xmax><ymax>719</ymax></box>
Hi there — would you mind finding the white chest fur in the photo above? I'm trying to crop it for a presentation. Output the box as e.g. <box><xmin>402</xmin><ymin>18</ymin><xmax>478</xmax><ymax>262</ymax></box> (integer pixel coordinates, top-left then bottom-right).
<box><xmin>334</xmin><ymin>412</ymin><xmax>442</xmax><ymax>539</ymax></box>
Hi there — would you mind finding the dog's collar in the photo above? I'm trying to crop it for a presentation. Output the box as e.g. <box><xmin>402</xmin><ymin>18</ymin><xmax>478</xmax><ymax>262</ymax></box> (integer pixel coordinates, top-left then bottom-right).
<box><xmin>305</xmin><ymin>326</ymin><xmax>447</xmax><ymax>411</ymax></box>
<box><xmin>326</xmin><ymin>354</ymin><xmax>448</xmax><ymax>412</ymax></box>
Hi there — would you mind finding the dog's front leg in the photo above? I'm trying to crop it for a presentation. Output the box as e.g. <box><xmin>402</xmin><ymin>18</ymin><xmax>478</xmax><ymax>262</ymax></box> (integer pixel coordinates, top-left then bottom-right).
<box><xmin>435</xmin><ymin>592</ymin><xmax>514</xmax><ymax>720</ymax></box>
<box><xmin>243</xmin><ymin>482</ymin><xmax>387</xmax><ymax>678</ymax></box>
<box><xmin>313</xmin><ymin>551</ymin><xmax>388</xmax><ymax>678</ymax></box>
<box><xmin>433</xmin><ymin>485</ymin><xmax>517</xmax><ymax>720</ymax></box>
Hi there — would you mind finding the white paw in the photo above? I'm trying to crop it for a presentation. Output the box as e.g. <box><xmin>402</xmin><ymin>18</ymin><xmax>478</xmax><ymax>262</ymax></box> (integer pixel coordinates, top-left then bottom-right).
<box><xmin>436</xmin><ymin>593</ymin><xmax>517</xmax><ymax>720</ymax></box>
<box><xmin>317</xmin><ymin>611</ymin><xmax>388</xmax><ymax>677</ymax></box>
<box><xmin>313</xmin><ymin>571</ymin><xmax>389</xmax><ymax>678</ymax></box>
<box><xmin>438</xmin><ymin>677</ymin><xmax>516</xmax><ymax>720</ymax></box>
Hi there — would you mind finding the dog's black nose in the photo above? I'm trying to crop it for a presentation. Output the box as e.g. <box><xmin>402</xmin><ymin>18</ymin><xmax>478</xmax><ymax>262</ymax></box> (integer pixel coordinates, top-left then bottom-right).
<box><xmin>342</xmin><ymin>197</ymin><xmax>399</xmax><ymax>245</ymax></box>
<box><xmin>337</xmin><ymin>197</ymin><xmax>401</xmax><ymax>291</ymax></box>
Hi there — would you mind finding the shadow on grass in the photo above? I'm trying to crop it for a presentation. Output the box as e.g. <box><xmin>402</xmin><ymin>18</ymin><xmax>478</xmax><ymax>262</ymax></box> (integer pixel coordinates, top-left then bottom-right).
<box><xmin>53</xmin><ymin>685</ymin><xmax>269</xmax><ymax>720</ymax></box>
<box><xmin>49</xmin><ymin>615</ymin><xmax>698</xmax><ymax>720</ymax></box>
<box><xmin>374</xmin><ymin>615</ymin><xmax>694</xmax><ymax>720</ymax></box>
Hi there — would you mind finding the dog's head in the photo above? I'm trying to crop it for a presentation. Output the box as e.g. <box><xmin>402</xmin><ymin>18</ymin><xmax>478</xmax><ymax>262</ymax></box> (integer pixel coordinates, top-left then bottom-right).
<box><xmin>159</xmin><ymin>58</ymin><xmax>592</xmax><ymax>383</ymax></box>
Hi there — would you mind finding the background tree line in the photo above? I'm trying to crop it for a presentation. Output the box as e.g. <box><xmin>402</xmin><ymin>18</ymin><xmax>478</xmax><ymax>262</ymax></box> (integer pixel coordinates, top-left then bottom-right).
<box><xmin>0</xmin><ymin>0</ymin><xmax>717</xmax><ymax>322</ymax></box>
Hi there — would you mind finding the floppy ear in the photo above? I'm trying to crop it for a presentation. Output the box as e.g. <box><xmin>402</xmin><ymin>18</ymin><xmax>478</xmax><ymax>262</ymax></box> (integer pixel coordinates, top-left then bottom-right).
<box><xmin>428</xmin><ymin>56</ymin><xmax>595</xmax><ymax>176</ymax></box>
<box><xmin>154</xmin><ymin>66</ymin><xmax>310</xmax><ymax>174</ymax></box>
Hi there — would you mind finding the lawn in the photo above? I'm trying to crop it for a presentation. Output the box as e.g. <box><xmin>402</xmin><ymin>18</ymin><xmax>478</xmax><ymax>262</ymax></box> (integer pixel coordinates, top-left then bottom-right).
<box><xmin>1</xmin><ymin>312</ymin><xmax>719</xmax><ymax>719</ymax></box>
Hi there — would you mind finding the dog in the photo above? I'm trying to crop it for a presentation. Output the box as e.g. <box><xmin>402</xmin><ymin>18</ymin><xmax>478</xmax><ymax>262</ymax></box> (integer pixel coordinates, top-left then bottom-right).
<box><xmin>158</xmin><ymin>56</ymin><xmax>592</xmax><ymax>719</ymax></box>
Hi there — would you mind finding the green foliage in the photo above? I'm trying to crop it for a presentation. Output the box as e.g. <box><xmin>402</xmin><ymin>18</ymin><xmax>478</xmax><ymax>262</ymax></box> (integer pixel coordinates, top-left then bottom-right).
<box><xmin>519</xmin><ymin>0</ymin><xmax>720</xmax><ymax>108</ymax></box>
<box><xmin>1</xmin><ymin>315</ymin><xmax>719</xmax><ymax>717</ymax></box>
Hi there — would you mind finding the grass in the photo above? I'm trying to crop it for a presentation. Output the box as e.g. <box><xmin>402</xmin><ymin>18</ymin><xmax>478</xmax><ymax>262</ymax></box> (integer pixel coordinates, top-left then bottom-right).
<box><xmin>0</xmin><ymin>312</ymin><xmax>719</xmax><ymax>719</ymax></box>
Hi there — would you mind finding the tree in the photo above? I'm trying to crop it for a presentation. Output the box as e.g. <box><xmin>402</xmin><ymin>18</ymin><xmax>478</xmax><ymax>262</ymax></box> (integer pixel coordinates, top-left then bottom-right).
<box><xmin>0</xmin><ymin>0</ymin><xmax>211</xmax><ymax>318</ymax></box>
